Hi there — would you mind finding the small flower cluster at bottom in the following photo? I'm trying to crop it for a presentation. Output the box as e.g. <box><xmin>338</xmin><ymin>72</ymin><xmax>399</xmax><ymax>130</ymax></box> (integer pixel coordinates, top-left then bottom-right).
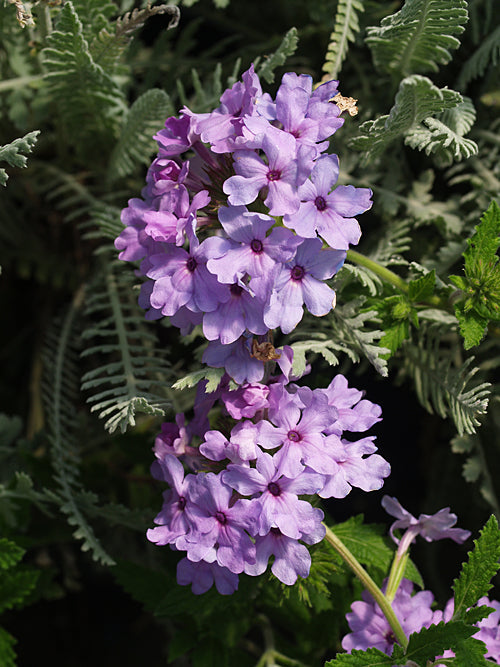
<box><xmin>147</xmin><ymin>371</ymin><xmax>390</xmax><ymax>594</ymax></box>
<box><xmin>342</xmin><ymin>579</ymin><xmax>500</xmax><ymax>664</ymax></box>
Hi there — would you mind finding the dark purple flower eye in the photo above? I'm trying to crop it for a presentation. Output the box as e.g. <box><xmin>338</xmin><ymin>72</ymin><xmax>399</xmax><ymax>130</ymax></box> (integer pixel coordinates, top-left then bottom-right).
<box><xmin>215</xmin><ymin>511</ymin><xmax>227</xmax><ymax>525</ymax></box>
<box><xmin>290</xmin><ymin>265</ymin><xmax>305</xmax><ymax>281</ymax></box>
<box><xmin>287</xmin><ymin>430</ymin><xmax>301</xmax><ymax>442</ymax></box>
<box><xmin>314</xmin><ymin>195</ymin><xmax>327</xmax><ymax>211</ymax></box>
<box><xmin>177</xmin><ymin>496</ymin><xmax>186</xmax><ymax>511</ymax></box>
<box><xmin>267</xmin><ymin>169</ymin><xmax>281</xmax><ymax>182</ymax></box>
<box><xmin>267</xmin><ymin>482</ymin><xmax>281</xmax><ymax>497</ymax></box>
<box><xmin>250</xmin><ymin>238</ymin><xmax>264</xmax><ymax>254</ymax></box>
<box><xmin>186</xmin><ymin>256</ymin><xmax>198</xmax><ymax>272</ymax></box>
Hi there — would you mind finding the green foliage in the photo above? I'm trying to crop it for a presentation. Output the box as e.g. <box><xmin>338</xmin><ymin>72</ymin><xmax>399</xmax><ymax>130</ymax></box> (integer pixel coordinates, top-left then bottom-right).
<box><xmin>42</xmin><ymin>1</ymin><xmax>125</xmax><ymax>154</ymax></box>
<box><xmin>81</xmin><ymin>256</ymin><xmax>171</xmax><ymax>434</ymax></box>
<box><xmin>108</xmin><ymin>88</ymin><xmax>174</xmax><ymax>181</ymax></box>
<box><xmin>0</xmin><ymin>130</ymin><xmax>39</xmax><ymax>186</ymax></box>
<box><xmin>256</xmin><ymin>27</ymin><xmax>299</xmax><ymax>84</ymax></box>
<box><xmin>365</xmin><ymin>0</ymin><xmax>468</xmax><ymax>77</ymax></box>
<box><xmin>450</xmin><ymin>201</ymin><xmax>500</xmax><ymax>349</ymax></box>
<box><xmin>350</xmin><ymin>76</ymin><xmax>465</xmax><ymax>162</ymax></box>
<box><xmin>452</xmin><ymin>515</ymin><xmax>500</xmax><ymax>620</ymax></box>
<box><xmin>457</xmin><ymin>24</ymin><xmax>500</xmax><ymax>91</ymax></box>
<box><xmin>401</xmin><ymin>324</ymin><xmax>491</xmax><ymax>435</ymax></box>
<box><xmin>322</xmin><ymin>0</ymin><xmax>365</xmax><ymax>80</ymax></box>
<box><xmin>0</xmin><ymin>537</ymin><xmax>40</xmax><ymax>667</ymax></box>
<box><xmin>43</xmin><ymin>296</ymin><xmax>114</xmax><ymax>565</ymax></box>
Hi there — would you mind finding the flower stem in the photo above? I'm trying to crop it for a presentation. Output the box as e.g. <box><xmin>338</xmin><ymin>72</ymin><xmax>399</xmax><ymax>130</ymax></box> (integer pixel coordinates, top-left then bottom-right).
<box><xmin>346</xmin><ymin>249</ymin><xmax>443</xmax><ymax>307</ymax></box>
<box><xmin>346</xmin><ymin>249</ymin><xmax>409</xmax><ymax>293</ymax></box>
<box><xmin>324</xmin><ymin>525</ymin><xmax>408</xmax><ymax>649</ymax></box>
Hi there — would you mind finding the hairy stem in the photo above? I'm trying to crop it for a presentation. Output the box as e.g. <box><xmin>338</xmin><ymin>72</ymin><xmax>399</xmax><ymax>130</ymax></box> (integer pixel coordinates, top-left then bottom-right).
<box><xmin>324</xmin><ymin>525</ymin><xmax>408</xmax><ymax>649</ymax></box>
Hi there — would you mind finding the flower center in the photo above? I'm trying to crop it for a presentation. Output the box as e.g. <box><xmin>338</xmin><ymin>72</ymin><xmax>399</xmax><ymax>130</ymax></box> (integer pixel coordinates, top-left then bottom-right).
<box><xmin>267</xmin><ymin>482</ymin><xmax>281</xmax><ymax>497</ymax></box>
<box><xmin>215</xmin><ymin>511</ymin><xmax>227</xmax><ymax>525</ymax></box>
<box><xmin>291</xmin><ymin>265</ymin><xmax>305</xmax><ymax>281</ymax></box>
<box><xmin>267</xmin><ymin>169</ymin><xmax>281</xmax><ymax>182</ymax></box>
<box><xmin>230</xmin><ymin>283</ymin><xmax>243</xmax><ymax>297</ymax></box>
<box><xmin>250</xmin><ymin>238</ymin><xmax>264</xmax><ymax>254</ymax></box>
<box><xmin>287</xmin><ymin>430</ymin><xmax>301</xmax><ymax>442</ymax></box>
<box><xmin>314</xmin><ymin>195</ymin><xmax>327</xmax><ymax>211</ymax></box>
<box><xmin>186</xmin><ymin>256</ymin><xmax>197</xmax><ymax>272</ymax></box>
<box><xmin>177</xmin><ymin>496</ymin><xmax>186</xmax><ymax>511</ymax></box>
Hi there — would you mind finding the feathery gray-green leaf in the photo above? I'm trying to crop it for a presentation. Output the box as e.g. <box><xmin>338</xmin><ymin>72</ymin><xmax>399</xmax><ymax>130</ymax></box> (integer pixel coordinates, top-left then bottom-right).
<box><xmin>350</xmin><ymin>75</ymin><xmax>463</xmax><ymax>161</ymax></box>
<box><xmin>366</xmin><ymin>0</ymin><xmax>468</xmax><ymax>77</ymax></box>
<box><xmin>0</xmin><ymin>131</ymin><xmax>40</xmax><ymax>186</ymax></box>
<box><xmin>322</xmin><ymin>0</ymin><xmax>365</xmax><ymax>80</ymax></box>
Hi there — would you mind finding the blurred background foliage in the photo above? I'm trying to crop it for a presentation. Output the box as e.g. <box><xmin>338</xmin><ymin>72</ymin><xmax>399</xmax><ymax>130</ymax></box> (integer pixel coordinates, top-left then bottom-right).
<box><xmin>0</xmin><ymin>0</ymin><xmax>499</xmax><ymax>664</ymax></box>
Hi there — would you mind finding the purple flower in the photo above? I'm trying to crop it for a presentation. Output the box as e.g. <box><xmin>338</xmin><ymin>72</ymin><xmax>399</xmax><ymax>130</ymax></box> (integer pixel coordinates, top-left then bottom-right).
<box><xmin>202</xmin><ymin>336</ymin><xmax>266</xmax><ymax>384</ymax></box>
<box><xmin>221</xmin><ymin>382</ymin><xmax>270</xmax><ymax>420</ymax></box>
<box><xmin>177</xmin><ymin>557</ymin><xmax>239</xmax><ymax>595</ymax></box>
<box><xmin>381</xmin><ymin>496</ymin><xmax>471</xmax><ymax>546</ymax></box>
<box><xmin>284</xmin><ymin>155</ymin><xmax>372</xmax><ymax>250</ymax></box>
<box><xmin>222</xmin><ymin>451</ymin><xmax>325</xmax><ymax>539</ymax></box>
<box><xmin>245</xmin><ymin>528</ymin><xmax>317</xmax><ymax>586</ymax></box>
<box><xmin>264</xmin><ymin>238</ymin><xmax>346</xmax><ymax>334</ymax></box>
<box><xmin>199</xmin><ymin>420</ymin><xmax>260</xmax><ymax>464</ymax></box>
<box><xmin>183</xmin><ymin>472</ymin><xmax>258</xmax><ymax>574</ymax></box>
<box><xmin>342</xmin><ymin>579</ymin><xmax>440</xmax><ymax>655</ymax></box>
<box><xmin>223</xmin><ymin>130</ymin><xmax>301</xmax><ymax>216</ymax></box>
<box><xmin>146</xmin><ymin>454</ymin><xmax>203</xmax><ymax>548</ymax></box>
<box><xmin>318</xmin><ymin>436</ymin><xmax>391</xmax><ymax>499</ymax></box>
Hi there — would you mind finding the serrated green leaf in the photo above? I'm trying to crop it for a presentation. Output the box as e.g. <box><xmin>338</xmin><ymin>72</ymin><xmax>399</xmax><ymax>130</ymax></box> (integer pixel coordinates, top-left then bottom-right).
<box><xmin>391</xmin><ymin>621</ymin><xmax>476</xmax><ymax>665</ymax></box>
<box><xmin>0</xmin><ymin>626</ymin><xmax>17</xmax><ymax>667</ymax></box>
<box><xmin>454</xmin><ymin>307</ymin><xmax>489</xmax><ymax>350</ymax></box>
<box><xmin>408</xmin><ymin>270</ymin><xmax>435</xmax><ymax>302</ymax></box>
<box><xmin>0</xmin><ymin>568</ymin><xmax>39</xmax><ymax>613</ymax></box>
<box><xmin>452</xmin><ymin>515</ymin><xmax>500</xmax><ymax>619</ymax></box>
<box><xmin>322</xmin><ymin>0</ymin><xmax>365</xmax><ymax>80</ymax></box>
<box><xmin>464</xmin><ymin>200</ymin><xmax>500</xmax><ymax>271</ymax></box>
<box><xmin>325</xmin><ymin>647</ymin><xmax>393</xmax><ymax>666</ymax></box>
<box><xmin>0</xmin><ymin>538</ymin><xmax>24</xmax><ymax>570</ymax></box>
<box><xmin>452</xmin><ymin>636</ymin><xmax>489</xmax><ymax>666</ymax></box>
<box><xmin>380</xmin><ymin>321</ymin><xmax>410</xmax><ymax>356</ymax></box>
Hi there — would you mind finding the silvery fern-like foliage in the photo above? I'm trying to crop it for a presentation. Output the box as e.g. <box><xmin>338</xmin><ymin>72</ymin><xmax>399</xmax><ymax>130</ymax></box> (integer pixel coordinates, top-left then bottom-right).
<box><xmin>42</xmin><ymin>296</ymin><xmax>115</xmax><ymax>565</ymax></box>
<box><xmin>457</xmin><ymin>24</ymin><xmax>500</xmax><ymax>91</ymax></box>
<box><xmin>366</xmin><ymin>0</ymin><xmax>468</xmax><ymax>77</ymax></box>
<box><xmin>350</xmin><ymin>75</ymin><xmax>473</xmax><ymax>163</ymax></box>
<box><xmin>81</xmin><ymin>255</ymin><xmax>171</xmax><ymax>434</ymax></box>
<box><xmin>401</xmin><ymin>324</ymin><xmax>491</xmax><ymax>435</ymax></box>
<box><xmin>321</xmin><ymin>0</ymin><xmax>365</xmax><ymax>80</ymax></box>
<box><xmin>0</xmin><ymin>131</ymin><xmax>39</xmax><ymax>186</ymax></box>
<box><xmin>108</xmin><ymin>88</ymin><xmax>174</xmax><ymax>181</ymax></box>
<box><xmin>42</xmin><ymin>2</ymin><xmax>125</xmax><ymax>150</ymax></box>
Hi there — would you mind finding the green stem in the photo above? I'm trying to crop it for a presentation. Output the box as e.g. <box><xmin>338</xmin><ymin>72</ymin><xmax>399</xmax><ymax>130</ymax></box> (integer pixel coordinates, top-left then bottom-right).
<box><xmin>385</xmin><ymin>551</ymin><xmax>409</xmax><ymax>603</ymax></box>
<box><xmin>324</xmin><ymin>525</ymin><xmax>408</xmax><ymax>649</ymax></box>
<box><xmin>346</xmin><ymin>249</ymin><xmax>409</xmax><ymax>293</ymax></box>
<box><xmin>346</xmin><ymin>249</ymin><xmax>444</xmax><ymax>307</ymax></box>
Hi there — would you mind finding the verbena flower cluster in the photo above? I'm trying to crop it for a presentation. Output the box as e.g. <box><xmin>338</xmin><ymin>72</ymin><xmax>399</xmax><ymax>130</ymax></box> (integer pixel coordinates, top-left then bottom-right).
<box><xmin>115</xmin><ymin>66</ymin><xmax>387</xmax><ymax>594</ymax></box>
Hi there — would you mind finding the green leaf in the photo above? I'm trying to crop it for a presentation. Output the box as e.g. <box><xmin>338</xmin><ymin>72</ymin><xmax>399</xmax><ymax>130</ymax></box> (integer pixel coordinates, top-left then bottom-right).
<box><xmin>108</xmin><ymin>88</ymin><xmax>174</xmax><ymax>181</ymax></box>
<box><xmin>366</xmin><ymin>0</ymin><xmax>468</xmax><ymax>77</ymax></box>
<box><xmin>0</xmin><ymin>626</ymin><xmax>17</xmax><ymax>667</ymax></box>
<box><xmin>325</xmin><ymin>647</ymin><xmax>393</xmax><ymax>666</ymax></box>
<box><xmin>350</xmin><ymin>75</ymin><xmax>462</xmax><ymax>161</ymax></box>
<box><xmin>408</xmin><ymin>270</ymin><xmax>435</xmax><ymax>302</ymax></box>
<box><xmin>0</xmin><ymin>569</ymin><xmax>39</xmax><ymax>613</ymax></box>
<box><xmin>329</xmin><ymin>516</ymin><xmax>423</xmax><ymax>587</ymax></box>
<box><xmin>450</xmin><ymin>201</ymin><xmax>500</xmax><ymax>348</ymax></box>
<box><xmin>452</xmin><ymin>515</ymin><xmax>500</xmax><ymax>620</ymax></box>
<box><xmin>171</xmin><ymin>366</ymin><xmax>225</xmax><ymax>393</ymax></box>
<box><xmin>256</xmin><ymin>27</ymin><xmax>299</xmax><ymax>83</ymax></box>
<box><xmin>0</xmin><ymin>538</ymin><xmax>24</xmax><ymax>570</ymax></box>
<box><xmin>0</xmin><ymin>130</ymin><xmax>40</xmax><ymax>186</ymax></box>
<box><xmin>391</xmin><ymin>621</ymin><xmax>476</xmax><ymax>665</ymax></box>
<box><xmin>452</xmin><ymin>637</ymin><xmax>490</xmax><ymax>666</ymax></box>
<box><xmin>322</xmin><ymin>0</ymin><xmax>365</xmax><ymax>80</ymax></box>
